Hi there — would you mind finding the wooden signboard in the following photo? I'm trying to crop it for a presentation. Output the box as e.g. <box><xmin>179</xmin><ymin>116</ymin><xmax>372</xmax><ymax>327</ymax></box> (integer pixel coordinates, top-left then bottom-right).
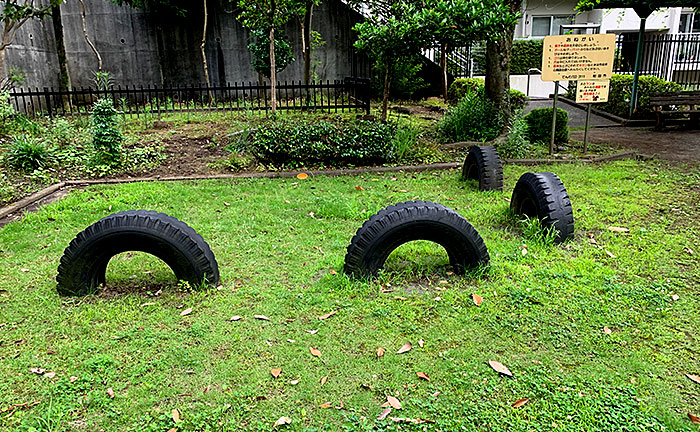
<box><xmin>575</xmin><ymin>80</ymin><xmax>610</xmax><ymax>103</ymax></box>
<box><xmin>542</xmin><ymin>34</ymin><xmax>616</xmax><ymax>82</ymax></box>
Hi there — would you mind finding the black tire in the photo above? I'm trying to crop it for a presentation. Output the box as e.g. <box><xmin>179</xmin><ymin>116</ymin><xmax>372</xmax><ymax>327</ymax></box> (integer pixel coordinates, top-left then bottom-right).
<box><xmin>461</xmin><ymin>145</ymin><xmax>504</xmax><ymax>191</ymax></box>
<box><xmin>56</xmin><ymin>210</ymin><xmax>220</xmax><ymax>296</ymax></box>
<box><xmin>344</xmin><ymin>201</ymin><xmax>490</xmax><ymax>277</ymax></box>
<box><xmin>510</xmin><ymin>172</ymin><xmax>574</xmax><ymax>244</ymax></box>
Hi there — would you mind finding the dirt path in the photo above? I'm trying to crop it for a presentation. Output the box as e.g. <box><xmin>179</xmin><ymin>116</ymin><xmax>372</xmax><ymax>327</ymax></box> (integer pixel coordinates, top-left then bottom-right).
<box><xmin>570</xmin><ymin>127</ymin><xmax>700</xmax><ymax>163</ymax></box>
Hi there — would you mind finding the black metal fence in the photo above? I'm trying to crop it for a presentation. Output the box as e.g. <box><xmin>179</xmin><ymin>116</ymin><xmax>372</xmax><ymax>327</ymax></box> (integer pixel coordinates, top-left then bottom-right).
<box><xmin>7</xmin><ymin>77</ymin><xmax>371</xmax><ymax>118</ymax></box>
<box><xmin>613</xmin><ymin>33</ymin><xmax>700</xmax><ymax>89</ymax></box>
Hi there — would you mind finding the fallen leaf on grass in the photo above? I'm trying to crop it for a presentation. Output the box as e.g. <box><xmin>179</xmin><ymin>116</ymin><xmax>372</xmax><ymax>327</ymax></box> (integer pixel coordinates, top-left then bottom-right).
<box><xmin>387</xmin><ymin>396</ymin><xmax>402</xmax><ymax>409</ymax></box>
<box><xmin>329</xmin><ymin>269</ymin><xmax>337</xmax><ymax>275</ymax></box>
<box><xmin>228</xmin><ymin>315</ymin><xmax>242</xmax><ymax>321</ymax></box>
<box><xmin>689</xmin><ymin>413</ymin><xmax>700</xmax><ymax>424</ymax></box>
<box><xmin>306</xmin><ymin>329</ymin><xmax>319</xmax><ymax>334</ymax></box>
<box><xmin>416</xmin><ymin>372</ymin><xmax>430</xmax><ymax>381</ymax></box>
<box><xmin>603</xmin><ymin>326</ymin><xmax>612</xmax><ymax>335</ymax></box>
<box><xmin>69</xmin><ymin>376</ymin><xmax>78</xmax><ymax>383</ymax></box>
<box><xmin>309</xmin><ymin>347</ymin><xmax>321</xmax><ymax>357</ymax></box>
<box><xmin>254</xmin><ymin>315</ymin><xmax>270</xmax><ymax>321</ymax></box>
<box><xmin>271</xmin><ymin>368</ymin><xmax>282</xmax><ymax>378</ymax></box>
<box><xmin>377</xmin><ymin>407</ymin><xmax>392</xmax><ymax>420</ymax></box>
<box><xmin>167</xmin><ymin>428</ymin><xmax>178</xmax><ymax>432</ymax></box>
<box><xmin>685</xmin><ymin>374</ymin><xmax>700</xmax><ymax>385</ymax></box>
<box><xmin>44</xmin><ymin>372</ymin><xmax>56</xmax><ymax>379</ymax></box>
<box><xmin>296</xmin><ymin>173</ymin><xmax>309</xmax><ymax>180</ymax></box>
<box><xmin>29</xmin><ymin>368</ymin><xmax>45</xmax><ymax>375</ymax></box>
<box><xmin>605</xmin><ymin>249</ymin><xmax>617</xmax><ymax>258</ymax></box>
<box><xmin>318</xmin><ymin>310</ymin><xmax>337</xmax><ymax>320</ymax></box>
<box><xmin>319</xmin><ymin>402</ymin><xmax>332</xmax><ymax>409</ymax></box>
<box><xmin>172</xmin><ymin>408</ymin><xmax>180</xmax><ymax>423</ymax></box>
<box><xmin>180</xmin><ymin>308</ymin><xmax>193</xmax><ymax>316</ymax></box>
<box><xmin>418</xmin><ymin>339</ymin><xmax>424</xmax><ymax>348</ymax></box>
<box><xmin>431</xmin><ymin>391</ymin><xmax>441</xmax><ymax>397</ymax></box>
<box><xmin>472</xmin><ymin>294</ymin><xmax>483</xmax><ymax>306</ymax></box>
<box><xmin>394</xmin><ymin>296</ymin><xmax>407</xmax><ymax>300</ymax></box>
<box><xmin>672</xmin><ymin>294</ymin><xmax>680</xmax><ymax>301</ymax></box>
<box><xmin>397</xmin><ymin>342</ymin><xmax>412</xmax><ymax>354</ymax></box>
<box><xmin>377</xmin><ymin>347</ymin><xmax>385</xmax><ymax>357</ymax></box>
<box><xmin>512</xmin><ymin>398</ymin><xmax>529</xmax><ymax>408</ymax></box>
<box><xmin>489</xmin><ymin>360</ymin><xmax>513</xmax><ymax>377</ymax></box>
<box><xmin>273</xmin><ymin>416</ymin><xmax>292</xmax><ymax>427</ymax></box>
<box><xmin>106</xmin><ymin>388</ymin><xmax>115</xmax><ymax>399</ymax></box>
<box><xmin>355</xmin><ymin>186</ymin><xmax>365</xmax><ymax>191</ymax></box>
<box><xmin>320</xmin><ymin>375</ymin><xmax>328</xmax><ymax>386</ymax></box>
<box><xmin>608</xmin><ymin>226</ymin><xmax>630</xmax><ymax>233</ymax></box>
<box><xmin>290</xmin><ymin>379</ymin><xmax>299</xmax><ymax>385</ymax></box>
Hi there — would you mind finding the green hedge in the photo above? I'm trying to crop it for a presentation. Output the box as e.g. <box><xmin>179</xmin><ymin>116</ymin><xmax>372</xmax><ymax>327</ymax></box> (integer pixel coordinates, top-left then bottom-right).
<box><xmin>566</xmin><ymin>74</ymin><xmax>683</xmax><ymax>118</ymax></box>
<box><xmin>248</xmin><ymin>120</ymin><xmax>397</xmax><ymax>166</ymax></box>
<box><xmin>448</xmin><ymin>78</ymin><xmax>528</xmax><ymax>112</ymax></box>
<box><xmin>523</xmin><ymin>107</ymin><xmax>568</xmax><ymax>144</ymax></box>
<box><xmin>511</xmin><ymin>39</ymin><xmax>544</xmax><ymax>75</ymax></box>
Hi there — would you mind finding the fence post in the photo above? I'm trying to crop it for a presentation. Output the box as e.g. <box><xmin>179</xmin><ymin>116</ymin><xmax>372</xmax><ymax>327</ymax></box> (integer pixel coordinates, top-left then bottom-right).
<box><xmin>43</xmin><ymin>87</ymin><xmax>53</xmax><ymax>117</ymax></box>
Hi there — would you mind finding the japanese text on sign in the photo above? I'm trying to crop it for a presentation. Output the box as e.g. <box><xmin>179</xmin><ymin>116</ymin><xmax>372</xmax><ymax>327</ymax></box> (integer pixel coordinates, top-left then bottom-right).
<box><xmin>575</xmin><ymin>80</ymin><xmax>610</xmax><ymax>103</ymax></box>
<box><xmin>541</xmin><ymin>34</ymin><xmax>615</xmax><ymax>82</ymax></box>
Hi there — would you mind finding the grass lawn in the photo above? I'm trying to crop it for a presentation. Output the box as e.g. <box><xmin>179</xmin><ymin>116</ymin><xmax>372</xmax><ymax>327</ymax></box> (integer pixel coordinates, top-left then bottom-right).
<box><xmin>0</xmin><ymin>160</ymin><xmax>698</xmax><ymax>431</ymax></box>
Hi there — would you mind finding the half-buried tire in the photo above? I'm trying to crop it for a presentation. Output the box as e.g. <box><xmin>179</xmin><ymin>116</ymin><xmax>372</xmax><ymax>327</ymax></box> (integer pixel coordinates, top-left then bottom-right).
<box><xmin>344</xmin><ymin>201</ymin><xmax>489</xmax><ymax>277</ymax></box>
<box><xmin>510</xmin><ymin>172</ymin><xmax>574</xmax><ymax>244</ymax></box>
<box><xmin>56</xmin><ymin>210</ymin><xmax>220</xmax><ymax>296</ymax></box>
<box><xmin>462</xmin><ymin>145</ymin><xmax>504</xmax><ymax>191</ymax></box>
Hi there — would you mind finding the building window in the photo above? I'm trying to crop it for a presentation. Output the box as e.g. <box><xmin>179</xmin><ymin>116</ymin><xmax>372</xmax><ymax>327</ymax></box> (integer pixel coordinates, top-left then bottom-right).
<box><xmin>679</xmin><ymin>12</ymin><xmax>700</xmax><ymax>33</ymax></box>
<box><xmin>531</xmin><ymin>15</ymin><xmax>575</xmax><ymax>37</ymax></box>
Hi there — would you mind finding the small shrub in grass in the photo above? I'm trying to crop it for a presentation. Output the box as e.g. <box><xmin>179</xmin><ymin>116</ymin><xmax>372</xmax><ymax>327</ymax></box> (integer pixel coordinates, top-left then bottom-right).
<box><xmin>498</xmin><ymin>111</ymin><xmax>531</xmax><ymax>159</ymax></box>
<box><xmin>523</xmin><ymin>107</ymin><xmax>568</xmax><ymax>144</ymax></box>
<box><xmin>246</xmin><ymin>120</ymin><xmax>396</xmax><ymax>166</ymax></box>
<box><xmin>438</xmin><ymin>87</ymin><xmax>503</xmax><ymax>142</ymax></box>
<box><xmin>509</xmin><ymin>89</ymin><xmax>528</xmax><ymax>111</ymax></box>
<box><xmin>7</xmin><ymin>135</ymin><xmax>52</xmax><ymax>171</ymax></box>
<box><xmin>90</xmin><ymin>98</ymin><xmax>123</xmax><ymax>165</ymax></box>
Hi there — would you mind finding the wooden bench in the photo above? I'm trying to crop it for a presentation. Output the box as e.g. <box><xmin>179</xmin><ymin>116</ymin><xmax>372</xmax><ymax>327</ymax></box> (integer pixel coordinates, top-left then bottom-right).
<box><xmin>650</xmin><ymin>91</ymin><xmax>700</xmax><ymax>130</ymax></box>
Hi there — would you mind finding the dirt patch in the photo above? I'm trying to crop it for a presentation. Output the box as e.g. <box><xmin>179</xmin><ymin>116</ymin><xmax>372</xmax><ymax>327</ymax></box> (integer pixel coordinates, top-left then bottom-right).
<box><xmin>146</xmin><ymin>135</ymin><xmax>228</xmax><ymax>177</ymax></box>
<box><xmin>571</xmin><ymin>127</ymin><xmax>700</xmax><ymax>163</ymax></box>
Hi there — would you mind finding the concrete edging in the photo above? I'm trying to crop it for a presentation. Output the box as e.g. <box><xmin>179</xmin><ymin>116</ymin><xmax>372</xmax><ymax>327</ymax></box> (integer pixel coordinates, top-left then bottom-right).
<box><xmin>0</xmin><ymin>151</ymin><xmax>639</xmax><ymax>222</ymax></box>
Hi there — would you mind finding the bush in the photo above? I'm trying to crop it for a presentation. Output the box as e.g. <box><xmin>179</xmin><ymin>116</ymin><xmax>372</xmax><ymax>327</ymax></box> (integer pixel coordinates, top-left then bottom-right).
<box><xmin>438</xmin><ymin>86</ymin><xmax>503</xmax><ymax>142</ymax></box>
<box><xmin>247</xmin><ymin>120</ymin><xmax>396</xmax><ymax>166</ymax></box>
<box><xmin>523</xmin><ymin>107</ymin><xmax>568</xmax><ymax>144</ymax></box>
<box><xmin>510</xmin><ymin>89</ymin><xmax>528</xmax><ymax>111</ymax></box>
<box><xmin>447</xmin><ymin>78</ymin><xmax>485</xmax><ymax>103</ymax></box>
<box><xmin>511</xmin><ymin>39</ymin><xmax>544</xmax><ymax>75</ymax></box>
<box><xmin>91</xmin><ymin>98</ymin><xmax>123</xmax><ymax>165</ymax></box>
<box><xmin>7</xmin><ymin>135</ymin><xmax>52</xmax><ymax>171</ymax></box>
<box><xmin>498</xmin><ymin>111</ymin><xmax>531</xmax><ymax>159</ymax></box>
<box><xmin>566</xmin><ymin>74</ymin><xmax>683</xmax><ymax>118</ymax></box>
<box><xmin>0</xmin><ymin>92</ymin><xmax>14</xmax><ymax>133</ymax></box>
<box><xmin>372</xmin><ymin>55</ymin><xmax>429</xmax><ymax>99</ymax></box>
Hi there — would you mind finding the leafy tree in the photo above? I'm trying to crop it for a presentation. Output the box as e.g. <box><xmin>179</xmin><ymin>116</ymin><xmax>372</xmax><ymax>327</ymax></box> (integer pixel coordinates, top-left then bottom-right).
<box><xmin>238</xmin><ymin>0</ymin><xmax>299</xmax><ymax>114</ymax></box>
<box><xmin>292</xmin><ymin>0</ymin><xmax>321</xmax><ymax>85</ymax></box>
<box><xmin>353</xmin><ymin>1</ymin><xmax>423</xmax><ymax>121</ymax></box>
<box><xmin>247</xmin><ymin>29</ymin><xmax>295</xmax><ymax>79</ymax></box>
<box><xmin>417</xmin><ymin>0</ymin><xmax>517</xmax><ymax>102</ymax></box>
<box><xmin>1</xmin><ymin>0</ymin><xmax>63</xmax><ymax>87</ymax></box>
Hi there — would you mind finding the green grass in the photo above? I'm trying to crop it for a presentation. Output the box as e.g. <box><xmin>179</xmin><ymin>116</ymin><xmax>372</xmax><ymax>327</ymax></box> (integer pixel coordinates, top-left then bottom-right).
<box><xmin>0</xmin><ymin>160</ymin><xmax>698</xmax><ymax>431</ymax></box>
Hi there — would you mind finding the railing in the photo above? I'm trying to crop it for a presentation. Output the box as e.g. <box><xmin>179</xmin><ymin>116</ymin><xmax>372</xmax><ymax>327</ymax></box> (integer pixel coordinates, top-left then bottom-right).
<box><xmin>613</xmin><ymin>33</ymin><xmax>700</xmax><ymax>89</ymax></box>
<box><xmin>7</xmin><ymin>77</ymin><xmax>372</xmax><ymax>117</ymax></box>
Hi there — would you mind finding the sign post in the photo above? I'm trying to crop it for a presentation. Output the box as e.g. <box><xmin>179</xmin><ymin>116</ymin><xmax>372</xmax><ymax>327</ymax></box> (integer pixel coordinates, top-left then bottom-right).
<box><xmin>541</xmin><ymin>34</ymin><xmax>615</xmax><ymax>154</ymax></box>
<box><xmin>575</xmin><ymin>80</ymin><xmax>610</xmax><ymax>154</ymax></box>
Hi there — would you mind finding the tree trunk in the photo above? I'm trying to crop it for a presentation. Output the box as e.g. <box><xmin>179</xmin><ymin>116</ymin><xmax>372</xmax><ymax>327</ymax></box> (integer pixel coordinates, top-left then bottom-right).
<box><xmin>440</xmin><ymin>42</ymin><xmax>448</xmax><ymax>103</ymax></box>
<box><xmin>269</xmin><ymin>25</ymin><xmax>277</xmax><ymax>114</ymax></box>
<box><xmin>301</xmin><ymin>2</ymin><xmax>313</xmax><ymax>85</ymax></box>
<box><xmin>485</xmin><ymin>0</ymin><xmax>522</xmax><ymax>129</ymax></box>
<box><xmin>78</xmin><ymin>0</ymin><xmax>102</xmax><ymax>71</ymax></box>
<box><xmin>201</xmin><ymin>0</ymin><xmax>213</xmax><ymax>102</ymax></box>
<box><xmin>381</xmin><ymin>58</ymin><xmax>391</xmax><ymax>122</ymax></box>
<box><xmin>51</xmin><ymin>4</ymin><xmax>71</xmax><ymax>93</ymax></box>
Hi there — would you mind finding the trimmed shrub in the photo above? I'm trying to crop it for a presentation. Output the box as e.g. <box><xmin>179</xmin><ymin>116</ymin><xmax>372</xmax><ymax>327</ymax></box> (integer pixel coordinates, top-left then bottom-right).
<box><xmin>7</xmin><ymin>135</ymin><xmax>52</xmax><ymax>171</ymax></box>
<box><xmin>510</xmin><ymin>89</ymin><xmax>528</xmax><ymax>111</ymax></box>
<box><xmin>511</xmin><ymin>39</ymin><xmax>544</xmax><ymax>75</ymax></box>
<box><xmin>247</xmin><ymin>120</ymin><xmax>396</xmax><ymax>166</ymax></box>
<box><xmin>438</xmin><ymin>86</ymin><xmax>503</xmax><ymax>142</ymax></box>
<box><xmin>447</xmin><ymin>78</ymin><xmax>485</xmax><ymax>103</ymax></box>
<box><xmin>90</xmin><ymin>98</ymin><xmax>123</xmax><ymax>165</ymax></box>
<box><xmin>523</xmin><ymin>107</ymin><xmax>568</xmax><ymax>144</ymax></box>
<box><xmin>567</xmin><ymin>74</ymin><xmax>683</xmax><ymax>118</ymax></box>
